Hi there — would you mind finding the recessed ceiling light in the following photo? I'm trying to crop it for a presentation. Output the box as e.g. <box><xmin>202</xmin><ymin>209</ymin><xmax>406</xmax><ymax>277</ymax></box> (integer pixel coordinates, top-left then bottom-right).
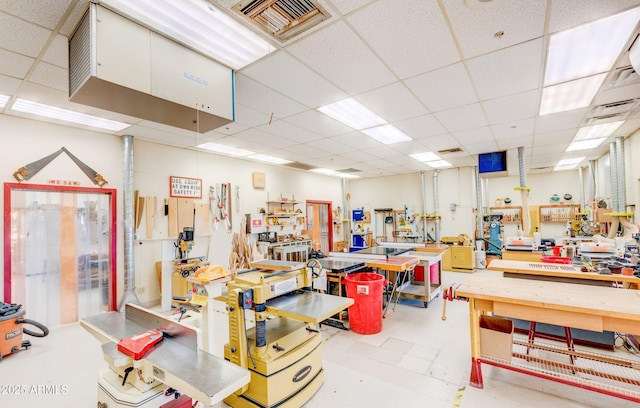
<box><xmin>361</xmin><ymin>124</ymin><xmax>412</xmax><ymax>145</ymax></box>
<box><xmin>566</xmin><ymin>138</ymin><xmax>606</xmax><ymax>152</ymax></box>
<box><xmin>574</xmin><ymin>121</ymin><xmax>624</xmax><ymax>141</ymax></box>
<box><xmin>310</xmin><ymin>168</ymin><xmax>359</xmax><ymax>178</ymax></box>
<box><xmin>410</xmin><ymin>152</ymin><xmax>441</xmax><ymax>162</ymax></box>
<box><xmin>101</xmin><ymin>0</ymin><xmax>273</xmax><ymax>69</ymax></box>
<box><xmin>247</xmin><ymin>154</ymin><xmax>292</xmax><ymax>164</ymax></box>
<box><xmin>0</xmin><ymin>94</ymin><xmax>9</xmax><ymax>109</ymax></box>
<box><xmin>10</xmin><ymin>98</ymin><xmax>130</xmax><ymax>131</ymax></box>
<box><xmin>317</xmin><ymin>98</ymin><xmax>386</xmax><ymax>130</ymax></box>
<box><xmin>197</xmin><ymin>142</ymin><xmax>254</xmax><ymax>156</ymax></box>
<box><xmin>554</xmin><ymin>157</ymin><xmax>585</xmax><ymax>171</ymax></box>
<box><xmin>425</xmin><ymin>160</ymin><xmax>452</xmax><ymax>168</ymax></box>
<box><xmin>539</xmin><ymin>74</ymin><xmax>606</xmax><ymax>116</ymax></box>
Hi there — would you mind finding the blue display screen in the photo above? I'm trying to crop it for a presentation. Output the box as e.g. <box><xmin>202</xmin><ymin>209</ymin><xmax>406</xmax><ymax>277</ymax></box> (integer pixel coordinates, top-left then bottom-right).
<box><xmin>478</xmin><ymin>151</ymin><xmax>507</xmax><ymax>173</ymax></box>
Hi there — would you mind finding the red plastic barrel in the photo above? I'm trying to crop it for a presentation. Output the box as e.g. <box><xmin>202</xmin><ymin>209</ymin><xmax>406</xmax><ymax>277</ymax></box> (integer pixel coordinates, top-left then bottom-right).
<box><xmin>344</xmin><ymin>272</ymin><xmax>385</xmax><ymax>334</ymax></box>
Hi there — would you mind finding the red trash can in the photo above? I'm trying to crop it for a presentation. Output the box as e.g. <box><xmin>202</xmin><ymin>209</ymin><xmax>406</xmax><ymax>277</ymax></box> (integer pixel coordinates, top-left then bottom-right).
<box><xmin>344</xmin><ymin>272</ymin><xmax>385</xmax><ymax>334</ymax></box>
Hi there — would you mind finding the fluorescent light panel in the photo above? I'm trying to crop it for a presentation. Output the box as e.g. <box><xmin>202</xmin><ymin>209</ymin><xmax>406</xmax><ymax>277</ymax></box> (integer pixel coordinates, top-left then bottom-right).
<box><xmin>361</xmin><ymin>124</ymin><xmax>411</xmax><ymax>145</ymax></box>
<box><xmin>539</xmin><ymin>74</ymin><xmax>606</xmax><ymax>116</ymax></box>
<box><xmin>247</xmin><ymin>153</ymin><xmax>292</xmax><ymax>164</ymax></box>
<box><xmin>544</xmin><ymin>7</ymin><xmax>640</xmax><ymax>86</ymax></box>
<box><xmin>10</xmin><ymin>98</ymin><xmax>130</xmax><ymax>131</ymax></box>
<box><xmin>317</xmin><ymin>98</ymin><xmax>386</xmax><ymax>130</ymax></box>
<box><xmin>310</xmin><ymin>168</ymin><xmax>359</xmax><ymax>178</ymax></box>
<box><xmin>574</xmin><ymin>121</ymin><xmax>624</xmax><ymax>140</ymax></box>
<box><xmin>410</xmin><ymin>152</ymin><xmax>440</xmax><ymax>162</ymax></box>
<box><xmin>426</xmin><ymin>160</ymin><xmax>452</xmax><ymax>168</ymax></box>
<box><xmin>197</xmin><ymin>142</ymin><xmax>254</xmax><ymax>156</ymax></box>
<box><xmin>101</xmin><ymin>0</ymin><xmax>273</xmax><ymax>69</ymax></box>
<box><xmin>566</xmin><ymin>138</ymin><xmax>606</xmax><ymax>151</ymax></box>
<box><xmin>554</xmin><ymin>157</ymin><xmax>585</xmax><ymax>171</ymax></box>
<box><xmin>0</xmin><ymin>94</ymin><xmax>9</xmax><ymax>108</ymax></box>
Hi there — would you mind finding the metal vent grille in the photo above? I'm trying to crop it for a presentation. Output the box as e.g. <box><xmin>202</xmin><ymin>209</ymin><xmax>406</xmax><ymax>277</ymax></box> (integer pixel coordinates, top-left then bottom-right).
<box><xmin>607</xmin><ymin>66</ymin><xmax>640</xmax><ymax>89</ymax></box>
<box><xmin>233</xmin><ymin>0</ymin><xmax>330</xmax><ymax>42</ymax></box>
<box><xmin>438</xmin><ymin>147</ymin><xmax>463</xmax><ymax>154</ymax></box>
<box><xmin>283</xmin><ymin>161</ymin><xmax>316</xmax><ymax>170</ymax></box>
<box><xmin>336</xmin><ymin>168</ymin><xmax>361</xmax><ymax>173</ymax></box>
<box><xmin>68</xmin><ymin>7</ymin><xmax>93</xmax><ymax>97</ymax></box>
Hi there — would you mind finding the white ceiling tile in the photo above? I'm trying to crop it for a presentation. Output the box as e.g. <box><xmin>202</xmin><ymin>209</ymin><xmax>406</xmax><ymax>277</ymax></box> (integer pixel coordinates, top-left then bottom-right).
<box><xmin>452</xmin><ymin>126</ymin><xmax>494</xmax><ymax>146</ymax></box>
<box><xmin>285</xmin><ymin>109</ymin><xmax>353</xmax><ymax>137</ymax></box>
<box><xmin>394</xmin><ymin>115</ymin><xmax>448</xmax><ymax>140</ymax></box>
<box><xmin>534</xmin><ymin>109</ymin><xmax>587</xmax><ymax>133</ymax></box>
<box><xmin>0</xmin><ymin>48</ymin><xmax>34</xmax><ymax>78</ymax></box>
<box><xmin>363</xmin><ymin>145</ymin><xmax>404</xmax><ymax>159</ymax></box>
<box><xmin>389</xmin><ymin>140</ymin><xmax>431</xmax><ymax>155</ymax></box>
<box><xmin>447</xmin><ymin>156</ymin><xmax>477</xmax><ymax>167</ymax></box>
<box><xmin>348</xmin><ymin>0</ymin><xmax>460</xmax><ymax>79</ymax></box>
<box><xmin>234</xmin><ymin>104</ymin><xmax>271</xmax><ymax>127</ymax></box>
<box><xmin>492</xmin><ymin>118</ymin><xmax>535</xmax><ymax>140</ymax></box>
<box><xmin>41</xmin><ymin>33</ymin><xmax>67</xmax><ymax>68</ymax></box>
<box><xmin>240</xmin><ymin>51</ymin><xmax>347</xmax><ymax>108</ymax></box>
<box><xmin>0</xmin><ymin>73</ymin><xmax>21</xmax><ymax>94</ymax></box>
<box><xmin>0</xmin><ymin>12</ymin><xmax>51</xmax><ymax>57</ymax></box>
<box><xmin>329</xmin><ymin>132</ymin><xmax>382</xmax><ymax>150</ymax></box>
<box><xmin>466</xmin><ymin>39</ymin><xmax>543</xmax><ymax>100</ymax></box>
<box><xmin>258</xmin><ymin>120</ymin><xmax>325</xmax><ymax>143</ymax></box>
<box><xmin>217</xmin><ymin>136</ymin><xmax>269</xmax><ymax>151</ymax></box>
<box><xmin>328</xmin><ymin>0</ymin><xmax>374</xmax><ymax>16</ymax></box>
<box><xmin>405</xmin><ymin>63</ymin><xmax>478</xmax><ymax>113</ymax></box>
<box><xmin>533</xmin><ymin>129</ymin><xmax>575</xmax><ymax>147</ymax></box>
<box><xmin>126</xmin><ymin>124</ymin><xmax>200</xmax><ymax>147</ymax></box>
<box><xmin>497</xmin><ymin>136</ymin><xmax>533</xmax><ymax>150</ymax></box>
<box><xmin>235</xmin><ymin>74</ymin><xmax>307</xmax><ymax>118</ymax></box>
<box><xmin>29</xmin><ymin>62</ymin><xmax>67</xmax><ymax>92</ymax></box>
<box><xmin>355</xmin><ymin>82</ymin><xmax>428</xmax><ymax>122</ymax></box>
<box><xmin>443</xmin><ymin>0</ymin><xmax>547</xmax><ymax>58</ymax></box>
<box><xmin>282</xmin><ymin>143</ymin><xmax>333</xmax><ymax>159</ymax></box>
<box><xmin>482</xmin><ymin>89</ymin><xmax>538</xmax><ymax>124</ymax></box>
<box><xmin>464</xmin><ymin>141</ymin><xmax>499</xmax><ymax>155</ymax></box>
<box><xmin>548</xmin><ymin>1</ymin><xmax>640</xmax><ymax>33</ymax></box>
<box><xmin>337</xmin><ymin>150</ymin><xmax>377</xmax><ymax>163</ymax></box>
<box><xmin>234</xmin><ymin>128</ymin><xmax>299</xmax><ymax>148</ymax></box>
<box><xmin>418</xmin><ymin>134</ymin><xmax>461</xmax><ymax>152</ymax></box>
<box><xmin>434</xmin><ymin>103</ymin><xmax>487</xmax><ymax>132</ymax></box>
<box><xmin>287</xmin><ymin>21</ymin><xmax>396</xmax><ymax>94</ymax></box>
<box><xmin>212</xmin><ymin>120</ymin><xmax>248</xmax><ymax>135</ymax></box>
<box><xmin>306</xmin><ymin>138</ymin><xmax>353</xmax><ymax>155</ymax></box>
<box><xmin>0</xmin><ymin>0</ymin><xmax>71</xmax><ymax>29</ymax></box>
<box><xmin>59</xmin><ymin>0</ymin><xmax>90</xmax><ymax>36</ymax></box>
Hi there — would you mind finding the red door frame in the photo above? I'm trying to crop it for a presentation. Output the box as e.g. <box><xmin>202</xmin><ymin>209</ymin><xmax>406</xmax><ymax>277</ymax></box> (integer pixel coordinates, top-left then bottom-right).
<box><xmin>305</xmin><ymin>200</ymin><xmax>333</xmax><ymax>252</ymax></box>
<box><xmin>4</xmin><ymin>183</ymin><xmax>117</xmax><ymax>310</ymax></box>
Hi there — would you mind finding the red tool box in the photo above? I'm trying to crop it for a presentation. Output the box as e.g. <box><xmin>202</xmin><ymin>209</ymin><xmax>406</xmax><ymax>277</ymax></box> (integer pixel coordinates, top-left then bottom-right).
<box><xmin>117</xmin><ymin>329</ymin><xmax>164</xmax><ymax>360</ymax></box>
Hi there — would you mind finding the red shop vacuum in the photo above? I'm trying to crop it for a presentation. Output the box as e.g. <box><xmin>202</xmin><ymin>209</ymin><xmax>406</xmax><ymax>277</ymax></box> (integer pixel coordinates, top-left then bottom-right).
<box><xmin>0</xmin><ymin>302</ymin><xmax>49</xmax><ymax>361</ymax></box>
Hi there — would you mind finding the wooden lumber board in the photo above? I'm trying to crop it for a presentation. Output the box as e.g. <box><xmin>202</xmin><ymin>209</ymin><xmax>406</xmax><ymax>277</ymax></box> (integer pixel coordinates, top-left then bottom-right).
<box><xmin>60</xmin><ymin>193</ymin><xmax>78</xmax><ymax>324</ymax></box>
<box><xmin>414</xmin><ymin>244</ymin><xmax>449</xmax><ymax>253</ymax></box>
<box><xmin>146</xmin><ymin>196</ymin><xmax>153</xmax><ymax>239</ymax></box>
<box><xmin>365</xmin><ymin>255</ymin><xmax>419</xmax><ymax>272</ymax></box>
<box><xmin>250</xmin><ymin>259</ymin><xmax>306</xmax><ymax>271</ymax></box>
<box><xmin>457</xmin><ymin>275</ymin><xmax>640</xmax><ymax>321</ymax></box>
<box><xmin>194</xmin><ymin>203</ymin><xmax>210</xmax><ymax>237</ymax></box>
<box><xmin>168</xmin><ymin>198</ymin><xmax>178</xmax><ymax>238</ymax></box>
<box><xmin>177</xmin><ymin>198</ymin><xmax>194</xmax><ymax>234</ymax></box>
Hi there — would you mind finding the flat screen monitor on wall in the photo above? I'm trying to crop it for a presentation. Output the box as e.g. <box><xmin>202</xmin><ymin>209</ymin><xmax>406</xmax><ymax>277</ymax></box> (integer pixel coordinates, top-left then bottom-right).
<box><xmin>478</xmin><ymin>151</ymin><xmax>508</xmax><ymax>178</ymax></box>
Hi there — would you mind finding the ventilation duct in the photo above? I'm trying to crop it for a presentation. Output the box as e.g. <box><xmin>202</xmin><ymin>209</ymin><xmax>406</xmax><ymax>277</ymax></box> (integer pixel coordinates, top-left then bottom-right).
<box><xmin>517</xmin><ymin>147</ymin><xmax>531</xmax><ymax>234</ymax></box>
<box><xmin>233</xmin><ymin>0</ymin><xmax>330</xmax><ymax>42</ymax></box>
<box><xmin>420</xmin><ymin>171</ymin><xmax>427</xmax><ymax>242</ymax></box>
<box><xmin>120</xmin><ymin>135</ymin><xmax>139</xmax><ymax>311</ymax></box>
<box><xmin>433</xmin><ymin>170</ymin><xmax>441</xmax><ymax>242</ymax></box>
<box><xmin>475</xmin><ymin>166</ymin><xmax>484</xmax><ymax>246</ymax></box>
<box><xmin>69</xmin><ymin>4</ymin><xmax>234</xmax><ymax>133</ymax></box>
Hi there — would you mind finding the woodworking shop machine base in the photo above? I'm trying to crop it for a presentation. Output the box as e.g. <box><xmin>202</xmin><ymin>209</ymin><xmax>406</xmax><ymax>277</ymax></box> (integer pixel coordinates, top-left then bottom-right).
<box><xmin>223</xmin><ymin>259</ymin><xmax>353</xmax><ymax>408</ymax></box>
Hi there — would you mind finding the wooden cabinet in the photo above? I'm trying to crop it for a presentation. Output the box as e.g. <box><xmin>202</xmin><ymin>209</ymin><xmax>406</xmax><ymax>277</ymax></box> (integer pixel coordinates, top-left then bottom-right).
<box><xmin>443</xmin><ymin>245</ymin><xmax>475</xmax><ymax>272</ymax></box>
<box><xmin>539</xmin><ymin>204</ymin><xmax>580</xmax><ymax>222</ymax></box>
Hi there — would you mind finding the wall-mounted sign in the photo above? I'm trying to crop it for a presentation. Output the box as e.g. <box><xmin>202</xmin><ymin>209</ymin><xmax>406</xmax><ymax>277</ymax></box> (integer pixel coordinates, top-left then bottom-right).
<box><xmin>170</xmin><ymin>176</ymin><xmax>202</xmax><ymax>198</ymax></box>
<box><xmin>48</xmin><ymin>179</ymin><xmax>81</xmax><ymax>186</ymax></box>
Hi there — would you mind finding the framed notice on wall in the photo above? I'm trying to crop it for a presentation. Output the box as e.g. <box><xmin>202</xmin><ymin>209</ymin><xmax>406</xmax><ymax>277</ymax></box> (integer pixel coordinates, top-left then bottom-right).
<box><xmin>170</xmin><ymin>176</ymin><xmax>202</xmax><ymax>198</ymax></box>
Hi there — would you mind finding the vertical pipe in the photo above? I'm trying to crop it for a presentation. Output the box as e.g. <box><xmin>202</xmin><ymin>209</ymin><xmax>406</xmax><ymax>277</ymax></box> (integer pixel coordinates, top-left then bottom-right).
<box><xmin>120</xmin><ymin>135</ymin><xmax>139</xmax><ymax>311</ymax></box>
<box><xmin>342</xmin><ymin>178</ymin><xmax>349</xmax><ymax>245</ymax></box>
<box><xmin>609</xmin><ymin>142</ymin><xmax>619</xmax><ymax>213</ymax></box>
<box><xmin>616</xmin><ymin>137</ymin><xmax>626</xmax><ymax>213</ymax></box>
<box><xmin>475</xmin><ymin>166</ymin><xmax>484</xmax><ymax>244</ymax></box>
<box><xmin>484</xmin><ymin>178</ymin><xmax>490</xmax><ymax>215</ymax></box>
<box><xmin>517</xmin><ymin>147</ymin><xmax>531</xmax><ymax>234</ymax></box>
<box><xmin>578</xmin><ymin>167</ymin><xmax>585</xmax><ymax>211</ymax></box>
<box><xmin>433</xmin><ymin>170</ymin><xmax>441</xmax><ymax>242</ymax></box>
<box><xmin>587</xmin><ymin>160</ymin><xmax>596</xmax><ymax>216</ymax></box>
<box><xmin>420</xmin><ymin>171</ymin><xmax>427</xmax><ymax>242</ymax></box>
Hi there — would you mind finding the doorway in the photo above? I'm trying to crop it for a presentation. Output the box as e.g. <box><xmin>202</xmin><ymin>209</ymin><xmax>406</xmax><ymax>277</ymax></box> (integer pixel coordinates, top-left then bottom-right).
<box><xmin>306</xmin><ymin>201</ymin><xmax>332</xmax><ymax>254</ymax></box>
<box><xmin>4</xmin><ymin>183</ymin><xmax>117</xmax><ymax>327</ymax></box>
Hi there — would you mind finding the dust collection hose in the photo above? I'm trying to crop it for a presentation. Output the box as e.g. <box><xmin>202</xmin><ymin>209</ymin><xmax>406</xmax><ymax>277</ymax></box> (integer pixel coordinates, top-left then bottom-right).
<box><xmin>16</xmin><ymin>318</ymin><xmax>49</xmax><ymax>337</ymax></box>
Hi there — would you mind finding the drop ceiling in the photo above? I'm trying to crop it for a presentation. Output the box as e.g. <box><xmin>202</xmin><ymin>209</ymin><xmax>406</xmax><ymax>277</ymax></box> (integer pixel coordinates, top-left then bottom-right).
<box><xmin>1</xmin><ymin>0</ymin><xmax>640</xmax><ymax>178</ymax></box>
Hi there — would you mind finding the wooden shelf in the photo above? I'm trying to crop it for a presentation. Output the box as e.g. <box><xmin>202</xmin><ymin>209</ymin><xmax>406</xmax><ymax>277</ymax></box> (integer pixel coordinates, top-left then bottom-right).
<box><xmin>539</xmin><ymin>204</ymin><xmax>580</xmax><ymax>222</ymax></box>
<box><xmin>489</xmin><ymin>206</ymin><xmax>522</xmax><ymax>223</ymax></box>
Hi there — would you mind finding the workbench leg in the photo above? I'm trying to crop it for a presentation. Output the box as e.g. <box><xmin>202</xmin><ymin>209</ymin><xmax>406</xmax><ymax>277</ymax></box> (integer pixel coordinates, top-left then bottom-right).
<box><xmin>470</xmin><ymin>357</ymin><xmax>484</xmax><ymax>388</ymax></box>
<box><xmin>468</xmin><ymin>299</ymin><xmax>484</xmax><ymax>388</ymax></box>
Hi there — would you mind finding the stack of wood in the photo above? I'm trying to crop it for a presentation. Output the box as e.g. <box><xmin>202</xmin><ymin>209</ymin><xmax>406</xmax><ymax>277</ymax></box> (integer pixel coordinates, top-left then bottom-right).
<box><xmin>229</xmin><ymin>231</ymin><xmax>265</xmax><ymax>271</ymax></box>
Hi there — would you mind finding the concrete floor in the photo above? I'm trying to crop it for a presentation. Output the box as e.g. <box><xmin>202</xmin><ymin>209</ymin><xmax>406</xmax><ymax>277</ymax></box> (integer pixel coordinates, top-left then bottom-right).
<box><xmin>0</xmin><ymin>268</ymin><xmax>638</xmax><ymax>407</ymax></box>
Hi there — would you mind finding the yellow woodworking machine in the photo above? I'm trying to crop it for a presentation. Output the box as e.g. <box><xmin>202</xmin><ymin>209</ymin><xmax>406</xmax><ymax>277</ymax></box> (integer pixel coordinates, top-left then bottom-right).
<box><xmin>224</xmin><ymin>259</ymin><xmax>353</xmax><ymax>408</ymax></box>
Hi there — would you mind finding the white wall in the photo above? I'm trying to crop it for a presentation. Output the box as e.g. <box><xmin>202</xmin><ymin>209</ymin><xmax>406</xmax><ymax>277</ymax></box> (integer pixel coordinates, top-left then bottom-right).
<box><xmin>0</xmin><ymin>116</ymin><xmax>344</xmax><ymax>307</ymax></box>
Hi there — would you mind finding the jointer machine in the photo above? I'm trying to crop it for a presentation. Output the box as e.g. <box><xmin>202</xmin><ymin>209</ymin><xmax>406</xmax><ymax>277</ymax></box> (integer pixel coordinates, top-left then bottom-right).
<box><xmin>81</xmin><ymin>259</ymin><xmax>352</xmax><ymax>408</ymax></box>
<box><xmin>223</xmin><ymin>259</ymin><xmax>353</xmax><ymax>408</ymax></box>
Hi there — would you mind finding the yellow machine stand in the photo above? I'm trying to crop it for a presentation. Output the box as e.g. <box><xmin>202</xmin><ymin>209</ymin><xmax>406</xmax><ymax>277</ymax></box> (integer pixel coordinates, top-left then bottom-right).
<box><xmin>223</xmin><ymin>260</ymin><xmax>353</xmax><ymax>408</ymax></box>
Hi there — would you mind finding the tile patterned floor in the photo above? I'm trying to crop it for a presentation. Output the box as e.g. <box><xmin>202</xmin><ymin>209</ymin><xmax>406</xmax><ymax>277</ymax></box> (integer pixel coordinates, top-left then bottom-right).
<box><xmin>0</xmin><ymin>269</ymin><xmax>637</xmax><ymax>407</ymax></box>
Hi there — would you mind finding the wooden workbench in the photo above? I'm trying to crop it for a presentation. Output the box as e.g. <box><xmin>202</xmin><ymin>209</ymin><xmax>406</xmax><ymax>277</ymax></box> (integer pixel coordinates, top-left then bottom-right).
<box><xmin>365</xmin><ymin>255</ymin><xmax>418</xmax><ymax>272</ymax></box>
<box><xmin>489</xmin><ymin>259</ymin><xmax>639</xmax><ymax>289</ymax></box>
<box><xmin>456</xmin><ymin>275</ymin><xmax>640</xmax><ymax>403</ymax></box>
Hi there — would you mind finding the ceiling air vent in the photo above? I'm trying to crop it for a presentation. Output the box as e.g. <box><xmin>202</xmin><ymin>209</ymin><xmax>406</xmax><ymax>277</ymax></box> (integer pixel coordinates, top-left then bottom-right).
<box><xmin>530</xmin><ymin>166</ymin><xmax>553</xmax><ymax>173</ymax></box>
<box><xmin>336</xmin><ymin>168</ymin><xmax>361</xmax><ymax>173</ymax></box>
<box><xmin>583</xmin><ymin>112</ymin><xmax>632</xmax><ymax>126</ymax></box>
<box><xmin>607</xmin><ymin>66</ymin><xmax>640</xmax><ymax>89</ymax></box>
<box><xmin>284</xmin><ymin>161</ymin><xmax>316</xmax><ymax>170</ymax></box>
<box><xmin>438</xmin><ymin>147</ymin><xmax>463</xmax><ymax>154</ymax></box>
<box><xmin>589</xmin><ymin>98</ymin><xmax>640</xmax><ymax>117</ymax></box>
<box><xmin>233</xmin><ymin>0</ymin><xmax>330</xmax><ymax>42</ymax></box>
